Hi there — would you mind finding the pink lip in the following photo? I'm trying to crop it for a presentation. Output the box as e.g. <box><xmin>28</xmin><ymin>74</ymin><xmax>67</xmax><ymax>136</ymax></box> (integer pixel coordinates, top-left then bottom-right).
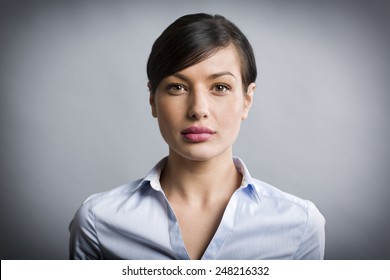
<box><xmin>181</xmin><ymin>126</ymin><xmax>215</xmax><ymax>143</ymax></box>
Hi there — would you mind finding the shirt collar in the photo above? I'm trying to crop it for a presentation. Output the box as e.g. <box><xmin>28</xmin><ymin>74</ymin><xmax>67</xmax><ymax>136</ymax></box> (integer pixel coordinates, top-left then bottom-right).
<box><xmin>135</xmin><ymin>156</ymin><xmax>261</xmax><ymax>203</ymax></box>
<box><xmin>233</xmin><ymin>156</ymin><xmax>261</xmax><ymax>203</ymax></box>
<box><xmin>135</xmin><ymin>157</ymin><xmax>168</xmax><ymax>192</ymax></box>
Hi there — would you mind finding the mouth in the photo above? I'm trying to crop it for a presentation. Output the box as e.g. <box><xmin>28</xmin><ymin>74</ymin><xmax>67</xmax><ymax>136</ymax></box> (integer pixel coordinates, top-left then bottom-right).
<box><xmin>181</xmin><ymin>126</ymin><xmax>215</xmax><ymax>143</ymax></box>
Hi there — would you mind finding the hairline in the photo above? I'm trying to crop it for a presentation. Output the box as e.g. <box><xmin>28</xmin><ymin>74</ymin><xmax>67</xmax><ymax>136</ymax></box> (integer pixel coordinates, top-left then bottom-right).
<box><xmin>151</xmin><ymin>43</ymin><xmax>249</xmax><ymax>94</ymax></box>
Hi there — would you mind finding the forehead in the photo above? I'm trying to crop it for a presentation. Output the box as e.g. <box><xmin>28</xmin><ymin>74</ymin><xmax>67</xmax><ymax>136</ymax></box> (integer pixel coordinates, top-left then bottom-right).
<box><xmin>176</xmin><ymin>44</ymin><xmax>242</xmax><ymax>79</ymax></box>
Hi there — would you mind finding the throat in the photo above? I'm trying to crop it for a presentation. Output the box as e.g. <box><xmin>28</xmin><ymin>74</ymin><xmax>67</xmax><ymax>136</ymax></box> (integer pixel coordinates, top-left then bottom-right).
<box><xmin>159</xmin><ymin>153</ymin><xmax>243</xmax><ymax>259</ymax></box>
<box><xmin>160</xmin><ymin>157</ymin><xmax>242</xmax><ymax>203</ymax></box>
<box><xmin>171</xmin><ymin>199</ymin><xmax>229</xmax><ymax>260</ymax></box>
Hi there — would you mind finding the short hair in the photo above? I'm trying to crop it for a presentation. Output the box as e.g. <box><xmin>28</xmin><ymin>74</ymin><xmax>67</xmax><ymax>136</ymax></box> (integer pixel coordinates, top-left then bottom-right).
<box><xmin>147</xmin><ymin>13</ymin><xmax>257</xmax><ymax>94</ymax></box>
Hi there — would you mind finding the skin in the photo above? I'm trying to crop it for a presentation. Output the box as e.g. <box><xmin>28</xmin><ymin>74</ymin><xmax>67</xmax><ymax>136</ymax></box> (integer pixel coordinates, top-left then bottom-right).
<box><xmin>149</xmin><ymin>44</ymin><xmax>256</xmax><ymax>259</ymax></box>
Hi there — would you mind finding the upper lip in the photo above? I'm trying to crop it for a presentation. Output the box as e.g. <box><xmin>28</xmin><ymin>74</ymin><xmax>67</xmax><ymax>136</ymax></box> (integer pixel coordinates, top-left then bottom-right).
<box><xmin>181</xmin><ymin>126</ymin><xmax>215</xmax><ymax>134</ymax></box>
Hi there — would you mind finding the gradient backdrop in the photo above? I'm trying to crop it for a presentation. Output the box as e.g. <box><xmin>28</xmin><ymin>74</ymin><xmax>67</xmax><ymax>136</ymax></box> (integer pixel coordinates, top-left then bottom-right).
<box><xmin>1</xmin><ymin>0</ymin><xmax>389</xmax><ymax>259</ymax></box>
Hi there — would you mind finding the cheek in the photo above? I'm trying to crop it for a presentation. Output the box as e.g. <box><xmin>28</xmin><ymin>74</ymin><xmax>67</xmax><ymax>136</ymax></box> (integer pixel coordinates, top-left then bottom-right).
<box><xmin>156</xmin><ymin>100</ymin><xmax>183</xmax><ymax>129</ymax></box>
<box><xmin>215</xmin><ymin>101</ymin><xmax>244</xmax><ymax>131</ymax></box>
<box><xmin>218</xmin><ymin>96</ymin><xmax>245</xmax><ymax>115</ymax></box>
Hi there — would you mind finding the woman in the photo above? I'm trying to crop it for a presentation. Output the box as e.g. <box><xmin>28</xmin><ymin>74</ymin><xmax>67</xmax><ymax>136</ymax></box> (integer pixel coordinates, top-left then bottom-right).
<box><xmin>69</xmin><ymin>13</ymin><xmax>325</xmax><ymax>260</ymax></box>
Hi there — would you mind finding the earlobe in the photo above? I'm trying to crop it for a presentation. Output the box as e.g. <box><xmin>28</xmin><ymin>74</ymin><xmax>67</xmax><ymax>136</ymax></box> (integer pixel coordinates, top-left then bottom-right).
<box><xmin>242</xmin><ymin>83</ymin><xmax>255</xmax><ymax>120</ymax></box>
<box><xmin>147</xmin><ymin>82</ymin><xmax>152</xmax><ymax>93</ymax></box>
<box><xmin>149</xmin><ymin>93</ymin><xmax>157</xmax><ymax>118</ymax></box>
<box><xmin>147</xmin><ymin>82</ymin><xmax>158</xmax><ymax>118</ymax></box>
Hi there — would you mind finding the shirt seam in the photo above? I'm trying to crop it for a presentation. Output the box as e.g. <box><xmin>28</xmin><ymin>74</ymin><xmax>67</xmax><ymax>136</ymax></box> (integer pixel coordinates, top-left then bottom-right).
<box><xmin>292</xmin><ymin>200</ymin><xmax>310</xmax><ymax>259</ymax></box>
<box><xmin>160</xmin><ymin>195</ymin><xmax>186</xmax><ymax>260</ymax></box>
<box><xmin>89</xmin><ymin>204</ymin><xmax>104</xmax><ymax>259</ymax></box>
<box><xmin>258</xmin><ymin>192</ymin><xmax>308</xmax><ymax>210</ymax></box>
<box><xmin>213</xmin><ymin>228</ymin><xmax>234</xmax><ymax>260</ymax></box>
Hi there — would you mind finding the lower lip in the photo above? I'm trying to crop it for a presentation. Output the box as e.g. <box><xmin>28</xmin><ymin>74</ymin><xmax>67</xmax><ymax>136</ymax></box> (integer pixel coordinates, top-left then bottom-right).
<box><xmin>182</xmin><ymin>133</ymin><xmax>213</xmax><ymax>142</ymax></box>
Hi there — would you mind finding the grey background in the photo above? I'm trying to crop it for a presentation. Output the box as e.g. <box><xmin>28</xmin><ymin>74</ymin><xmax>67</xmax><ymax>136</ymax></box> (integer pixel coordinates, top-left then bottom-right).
<box><xmin>1</xmin><ymin>0</ymin><xmax>389</xmax><ymax>259</ymax></box>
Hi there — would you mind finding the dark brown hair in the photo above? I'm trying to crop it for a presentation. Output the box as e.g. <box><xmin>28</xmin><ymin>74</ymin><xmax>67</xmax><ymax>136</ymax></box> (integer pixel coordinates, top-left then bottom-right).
<box><xmin>147</xmin><ymin>13</ymin><xmax>257</xmax><ymax>94</ymax></box>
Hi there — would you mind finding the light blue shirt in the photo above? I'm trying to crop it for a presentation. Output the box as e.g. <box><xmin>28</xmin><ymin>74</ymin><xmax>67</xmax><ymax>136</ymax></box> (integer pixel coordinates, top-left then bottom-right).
<box><xmin>69</xmin><ymin>157</ymin><xmax>325</xmax><ymax>259</ymax></box>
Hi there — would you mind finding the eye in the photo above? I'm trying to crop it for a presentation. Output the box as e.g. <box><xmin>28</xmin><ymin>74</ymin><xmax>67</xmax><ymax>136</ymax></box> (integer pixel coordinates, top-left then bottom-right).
<box><xmin>213</xmin><ymin>84</ymin><xmax>231</xmax><ymax>94</ymax></box>
<box><xmin>167</xmin><ymin>84</ymin><xmax>187</xmax><ymax>94</ymax></box>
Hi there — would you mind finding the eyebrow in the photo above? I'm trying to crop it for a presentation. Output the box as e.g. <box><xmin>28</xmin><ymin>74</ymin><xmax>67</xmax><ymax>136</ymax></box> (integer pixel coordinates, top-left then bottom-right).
<box><xmin>208</xmin><ymin>71</ymin><xmax>237</xmax><ymax>80</ymax></box>
<box><xmin>172</xmin><ymin>71</ymin><xmax>237</xmax><ymax>82</ymax></box>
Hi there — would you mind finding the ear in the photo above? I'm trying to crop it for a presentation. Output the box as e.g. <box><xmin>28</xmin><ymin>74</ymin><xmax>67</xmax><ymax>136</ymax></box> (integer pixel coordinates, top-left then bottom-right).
<box><xmin>242</xmin><ymin>82</ymin><xmax>255</xmax><ymax>120</ymax></box>
<box><xmin>148</xmin><ymin>82</ymin><xmax>157</xmax><ymax>118</ymax></box>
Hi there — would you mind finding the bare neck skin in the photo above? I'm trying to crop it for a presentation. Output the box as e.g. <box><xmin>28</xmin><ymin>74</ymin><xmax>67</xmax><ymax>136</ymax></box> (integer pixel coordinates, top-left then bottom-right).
<box><xmin>159</xmin><ymin>148</ymin><xmax>242</xmax><ymax>260</ymax></box>
<box><xmin>160</xmin><ymin>148</ymin><xmax>242</xmax><ymax>206</ymax></box>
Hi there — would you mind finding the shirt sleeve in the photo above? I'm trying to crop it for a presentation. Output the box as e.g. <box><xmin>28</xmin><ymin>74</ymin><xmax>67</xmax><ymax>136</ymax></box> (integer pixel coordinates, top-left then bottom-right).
<box><xmin>69</xmin><ymin>203</ymin><xmax>103</xmax><ymax>259</ymax></box>
<box><xmin>293</xmin><ymin>200</ymin><xmax>326</xmax><ymax>260</ymax></box>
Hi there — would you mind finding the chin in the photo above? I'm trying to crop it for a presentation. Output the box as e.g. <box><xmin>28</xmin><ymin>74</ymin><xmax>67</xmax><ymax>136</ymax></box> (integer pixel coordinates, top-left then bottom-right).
<box><xmin>177</xmin><ymin>151</ymin><xmax>213</xmax><ymax>162</ymax></box>
<box><xmin>172</xmin><ymin>146</ymin><xmax>230</xmax><ymax>162</ymax></box>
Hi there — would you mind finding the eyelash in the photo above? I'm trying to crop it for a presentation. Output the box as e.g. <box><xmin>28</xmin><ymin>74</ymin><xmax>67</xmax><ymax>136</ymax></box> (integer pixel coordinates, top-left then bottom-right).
<box><xmin>166</xmin><ymin>84</ymin><xmax>188</xmax><ymax>94</ymax></box>
<box><xmin>166</xmin><ymin>83</ymin><xmax>231</xmax><ymax>94</ymax></box>
<box><xmin>213</xmin><ymin>83</ymin><xmax>231</xmax><ymax>93</ymax></box>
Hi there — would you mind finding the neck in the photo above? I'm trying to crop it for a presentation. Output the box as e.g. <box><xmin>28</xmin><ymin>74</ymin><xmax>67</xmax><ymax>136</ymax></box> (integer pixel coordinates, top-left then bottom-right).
<box><xmin>160</xmin><ymin>149</ymin><xmax>242</xmax><ymax>206</ymax></box>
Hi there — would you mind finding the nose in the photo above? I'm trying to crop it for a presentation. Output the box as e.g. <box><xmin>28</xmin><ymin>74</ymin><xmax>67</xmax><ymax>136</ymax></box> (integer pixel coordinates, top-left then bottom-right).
<box><xmin>187</xmin><ymin>89</ymin><xmax>209</xmax><ymax>120</ymax></box>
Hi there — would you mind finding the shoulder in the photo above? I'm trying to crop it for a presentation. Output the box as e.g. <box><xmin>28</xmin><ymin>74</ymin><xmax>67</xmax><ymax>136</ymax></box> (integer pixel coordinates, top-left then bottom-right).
<box><xmin>69</xmin><ymin>179</ymin><xmax>144</xmax><ymax>259</ymax></box>
<box><xmin>251</xmin><ymin>178</ymin><xmax>325</xmax><ymax>228</ymax></box>
<box><xmin>235</xmin><ymin>156</ymin><xmax>322</xmax><ymax>218</ymax></box>
<box><xmin>251</xmin><ymin>178</ymin><xmax>325</xmax><ymax>258</ymax></box>
<box><xmin>252</xmin><ymin>178</ymin><xmax>317</xmax><ymax>210</ymax></box>
<box><xmin>73</xmin><ymin>157</ymin><xmax>167</xmax><ymax>222</ymax></box>
<box><xmin>70</xmin><ymin>178</ymin><xmax>146</xmax><ymax>233</ymax></box>
<box><xmin>80</xmin><ymin>178</ymin><xmax>144</xmax><ymax>212</ymax></box>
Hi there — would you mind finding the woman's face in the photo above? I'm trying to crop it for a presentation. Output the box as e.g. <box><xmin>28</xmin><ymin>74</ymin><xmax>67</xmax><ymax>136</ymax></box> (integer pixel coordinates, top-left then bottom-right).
<box><xmin>149</xmin><ymin>44</ymin><xmax>255</xmax><ymax>162</ymax></box>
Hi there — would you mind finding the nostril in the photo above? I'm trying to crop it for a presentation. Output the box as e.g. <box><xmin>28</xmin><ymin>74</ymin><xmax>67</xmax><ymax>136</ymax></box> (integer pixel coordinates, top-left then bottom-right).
<box><xmin>190</xmin><ymin>113</ymin><xmax>200</xmax><ymax>119</ymax></box>
<box><xmin>189</xmin><ymin>112</ymin><xmax>208</xmax><ymax>119</ymax></box>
